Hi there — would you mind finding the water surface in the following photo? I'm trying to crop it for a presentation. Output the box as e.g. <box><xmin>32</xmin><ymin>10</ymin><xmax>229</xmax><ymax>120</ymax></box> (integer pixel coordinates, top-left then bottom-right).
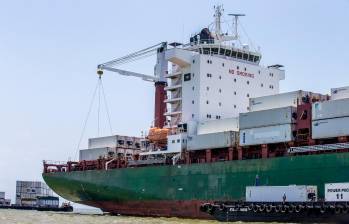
<box><xmin>0</xmin><ymin>210</ymin><xmax>222</xmax><ymax>224</ymax></box>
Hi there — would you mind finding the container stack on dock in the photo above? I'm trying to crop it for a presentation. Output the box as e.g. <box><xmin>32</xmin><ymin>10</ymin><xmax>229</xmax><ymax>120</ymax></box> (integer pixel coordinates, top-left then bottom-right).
<box><xmin>0</xmin><ymin>192</ymin><xmax>11</xmax><ymax>206</ymax></box>
<box><xmin>15</xmin><ymin>181</ymin><xmax>55</xmax><ymax>207</ymax></box>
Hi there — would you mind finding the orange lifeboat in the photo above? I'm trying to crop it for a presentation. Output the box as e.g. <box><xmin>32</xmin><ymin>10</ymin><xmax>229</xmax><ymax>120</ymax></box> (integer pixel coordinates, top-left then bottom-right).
<box><xmin>147</xmin><ymin>127</ymin><xmax>169</xmax><ymax>145</ymax></box>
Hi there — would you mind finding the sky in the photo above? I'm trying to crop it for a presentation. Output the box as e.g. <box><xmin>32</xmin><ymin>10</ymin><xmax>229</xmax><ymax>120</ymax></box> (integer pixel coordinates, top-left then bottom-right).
<box><xmin>0</xmin><ymin>0</ymin><xmax>349</xmax><ymax>204</ymax></box>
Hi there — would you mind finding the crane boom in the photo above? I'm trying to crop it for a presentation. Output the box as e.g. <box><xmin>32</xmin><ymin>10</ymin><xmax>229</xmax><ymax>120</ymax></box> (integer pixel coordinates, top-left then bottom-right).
<box><xmin>96</xmin><ymin>42</ymin><xmax>166</xmax><ymax>83</ymax></box>
<box><xmin>96</xmin><ymin>42</ymin><xmax>168</xmax><ymax>128</ymax></box>
<box><xmin>98</xmin><ymin>66</ymin><xmax>158</xmax><ymax>82</ymax></box>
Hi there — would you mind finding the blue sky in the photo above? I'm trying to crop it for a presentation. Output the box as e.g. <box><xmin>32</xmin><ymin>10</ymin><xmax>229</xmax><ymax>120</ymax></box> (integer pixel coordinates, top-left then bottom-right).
<box><xmin>0</xmin><ymin>0</ymin><xmax>349</xmax><ymax>203</ymax></box>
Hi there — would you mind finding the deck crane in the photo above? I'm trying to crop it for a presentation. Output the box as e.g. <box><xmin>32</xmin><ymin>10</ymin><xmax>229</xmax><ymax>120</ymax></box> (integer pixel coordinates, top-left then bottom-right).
<box><xmin>97</xmin><ymin>42</ymin><xmax>168</xmax><ymax>128</ymax></box>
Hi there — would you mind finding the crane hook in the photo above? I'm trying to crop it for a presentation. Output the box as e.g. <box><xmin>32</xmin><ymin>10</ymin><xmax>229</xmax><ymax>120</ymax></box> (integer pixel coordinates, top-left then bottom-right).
<box><xmin>97</xmin><ymin>69</ymin><xmax>103</xmax><ymax>79</ymax></box>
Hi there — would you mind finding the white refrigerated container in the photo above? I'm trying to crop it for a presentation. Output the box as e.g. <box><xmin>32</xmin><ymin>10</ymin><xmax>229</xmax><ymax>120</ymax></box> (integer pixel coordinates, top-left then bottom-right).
<box><xmin>187</xmin><ymin>131</ymin><xmax>238</xmax><ymax>151</ymax></box>
<box><xmin>331</xmin><ymin>86</ymin><xmax>349</xmax><ymax>100</ymax></box>
<box><xmin>239</xmin><ymin>106</ymin><xmax>296</xmax><ymax>129</ymax></box>
<box><xmin>312</xmin><ymin>117</ymin><xmax>349</xmax><ymax>139</ymax></box>
<box><xmin>246</xmin><ymin>185</ymin><xmax>318</xmax><ymax>202</ymax></box>
<box><xmin>240</xmin><ymin>124</ymin><xmax>294</xmax><ymax>146</ymax></box>
<box><xmin>312</xmin><ymin>98</ymin><xmax>349</xmax><ymax>121</ymax></box>
<box><xmin>196</xmin><ymin>117</ymin><xmax>239</xmax><ymax>135</ymax></box>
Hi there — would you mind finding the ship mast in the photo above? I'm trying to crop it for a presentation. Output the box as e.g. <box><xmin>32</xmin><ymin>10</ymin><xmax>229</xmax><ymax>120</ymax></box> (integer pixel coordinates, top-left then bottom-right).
<box><xmin>213</xmin><ymin>5</ymin><xmax>246</xmax><ymax>43</ymax></box>
<box><xmin>228</xmin><ymin>13</ymin><xmax>245</xmax><ymax>40</ymax></box>
<box><xmin>214</xmin><ymin>5</ymin><xmax>223</xmax><ymax>39</ymax></box>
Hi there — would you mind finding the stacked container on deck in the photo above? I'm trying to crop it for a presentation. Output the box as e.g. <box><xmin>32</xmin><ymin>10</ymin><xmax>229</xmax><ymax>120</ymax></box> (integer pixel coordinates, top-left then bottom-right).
<box><xmin>239</xmin><ymin>91</ymin><xmax>326</xmax><ymax>146</ymax></box>
<box><xmin>187</xmin><ymin>118</ymin><xmax>239</xmax><ymax>151</ymax></box>
<box><xmin>79</xmin><ymin>135</ymin><xmax>141</xmax><ymax>161</ymax></box>
<box><xmin>312</xmin><ymin>87</ymin><xmax>349</xmax><ymax>139</ymax></box>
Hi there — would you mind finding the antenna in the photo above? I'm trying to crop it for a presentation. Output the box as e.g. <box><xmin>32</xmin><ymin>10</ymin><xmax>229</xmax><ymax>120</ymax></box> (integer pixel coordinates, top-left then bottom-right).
<box><xmin>228</xmin><ymin>13</ymin><xmax>246</xmax><ymax>40</ymax></box>
<box><xmin>214</xmin><ymin>5</ymin><xmax>224</xmax><ymax>36</ymax></box>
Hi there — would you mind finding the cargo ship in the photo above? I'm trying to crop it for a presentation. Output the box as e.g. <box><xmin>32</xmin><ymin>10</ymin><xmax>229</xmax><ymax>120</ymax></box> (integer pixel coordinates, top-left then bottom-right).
<box><xmin>43</xmin><ymin>5</ymin><xmax>349</xmax><ymax>220</ymax></box>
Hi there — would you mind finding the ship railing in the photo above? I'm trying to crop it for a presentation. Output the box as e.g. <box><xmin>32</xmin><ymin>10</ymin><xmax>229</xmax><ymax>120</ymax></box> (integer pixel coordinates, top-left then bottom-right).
<box><xmin>43</xmin><ymin>160</ymin><xmax>80</xmax><ymax>173</ymax></box>
<box><xmin>43</xmin><ymin>160</ymin><xmax>69</xmax><ymax>165</ymax></box>
<box><xmin>174</xmin><ymin>40</ymin><xmax>261</xmax><ymax>64</ymax></box>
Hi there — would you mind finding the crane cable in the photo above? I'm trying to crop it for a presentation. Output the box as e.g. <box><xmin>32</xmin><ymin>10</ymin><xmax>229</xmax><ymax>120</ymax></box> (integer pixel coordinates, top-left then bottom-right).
<box><xmin>100</xmin><ymin>42</ymin><xmax>163</xmax><ymax>68</ymax></box>
<box><xmin>74</xmin><ymin>80</ymin><xmax>99</xmax><ymax>160</ymax></box>
<box><xmin>74</xmin><ymin>76</ymin><xmax>114</xmax><ymax>160</ymax></box>
<box><xmin>100</xmin><ymin>79</ymin><xmax>113</xmax><ymax>135</ymax></box>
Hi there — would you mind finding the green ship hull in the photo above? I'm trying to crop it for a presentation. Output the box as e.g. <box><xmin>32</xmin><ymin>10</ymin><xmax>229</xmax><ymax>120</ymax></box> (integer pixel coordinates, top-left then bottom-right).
<box><xmin>43</xmin><ymin>152</ymin><xmax>349</xmax><ymax>218</ymax></box>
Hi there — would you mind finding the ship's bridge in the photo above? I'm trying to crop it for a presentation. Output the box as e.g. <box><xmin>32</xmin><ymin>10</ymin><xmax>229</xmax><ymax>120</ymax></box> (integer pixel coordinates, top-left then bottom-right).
<box><xmin>185</xmin><ymin>41</ymin><xmax>261</xmax><ymax>64</ymax></box>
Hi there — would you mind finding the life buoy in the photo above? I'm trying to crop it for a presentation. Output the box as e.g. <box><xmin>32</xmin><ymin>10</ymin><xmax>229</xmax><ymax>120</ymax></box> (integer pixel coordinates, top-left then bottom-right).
<box><xmin>247</xmin><ymin>203</ymin><xmax>254</xmax><ymax>211</ymax></box>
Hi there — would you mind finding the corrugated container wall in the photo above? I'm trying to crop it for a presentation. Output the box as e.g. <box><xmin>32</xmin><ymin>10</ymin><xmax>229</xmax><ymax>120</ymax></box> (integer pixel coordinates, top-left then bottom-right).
<box><xmin>249</xmin><ymin>90</ymin><xmax>327</xmax><ymax>112</ymax></box>
<box><xmin>0</xmin><ymin>192</ymin><xmax>4</xmax><ymax>199</ymax></box>
<box><xmin>312</xmin><ymin>98</ymin><xmax>349</xmax><ymax>121</ymax></box>
<box><xmin>196</xmin><ymin>117</ymin><xmax>239</xmax><ymax>135</ymax></box>
<box><xmin>312</xmin><ymin>117</ymin><xmax>349</xmax><ymax>139</ymax></box>
<box><xmin>331</xmin><ymin>86</ymin><xmax>349</xmax><ymax>100</ymax></box>
<box><xmin>79</xmin><ymin>147</ymin><xmax>112</xmax><ymax>161</ymax></box>
<box><xmin>187</xmin><ymin>131</ymin><xmax>238</xmax><ymax>151</ymax></box>
<box><xmin>88</xmin><ymin>135</ymin><xmax>141</xmax><ymax>149</ymax></box>
<box><xmin>239</xmin><ymin>106</ymin><xmax>296</xmax><ymax>129</ymax></box>
<box><xmin>325</xmin><ymin>183</ymin><xmax>349</xmax><ymax>202</ymax></box>
<box><xmin>15</xmin><ymin>181</ymin><xmax>53</xmax><ymax>206</ymax></box>
<box><xmin>88</xmin><ymin>136</ymin><xmax>117</xmax><ymax>149</ymax></box>
<box><xmin>246</xmin><ymin>185</ymin><xmax>317</xmax><ymax>202</ymax></box>
<box><xmin>240</xmin><ymin>124</ymin><xmax>294</xmax><ymax>146</ymax></box>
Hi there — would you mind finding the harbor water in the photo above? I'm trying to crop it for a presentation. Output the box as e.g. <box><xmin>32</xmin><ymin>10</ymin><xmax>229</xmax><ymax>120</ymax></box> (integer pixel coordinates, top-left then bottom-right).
<box><xmin>0</xmin><ymin>209</ymin><xmax>283</xmax><ymax>224</ymax></box>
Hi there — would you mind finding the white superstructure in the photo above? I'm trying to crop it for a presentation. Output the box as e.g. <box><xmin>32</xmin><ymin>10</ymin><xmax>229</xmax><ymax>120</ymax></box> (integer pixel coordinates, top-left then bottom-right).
<box><xmin>162</xmin><ymin>6</ymin><xmax>285</xmax><ymax>153</ymax></box>
<box><xmin>165</xmin><ymin>49</ymin><xmax>284</xmax><ymax>125</ymax></box>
